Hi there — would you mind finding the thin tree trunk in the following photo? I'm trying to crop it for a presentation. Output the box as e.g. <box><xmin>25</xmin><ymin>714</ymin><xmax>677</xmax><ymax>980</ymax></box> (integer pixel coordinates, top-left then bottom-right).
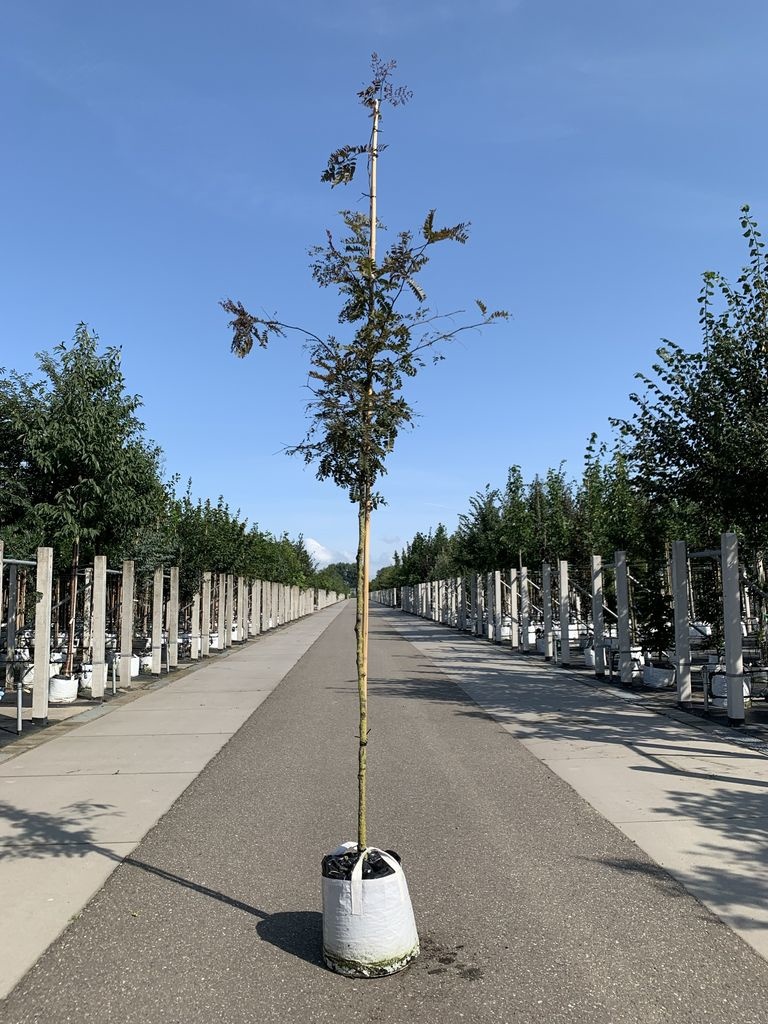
<box><xmin>64</xmin><ymin>537</ymin><xmax>80</xmax><ymax>677</ymax></box>
<box><xmin>356</xmin><ymin>491</ymin><xmax>371</xmax><ymax>851</ymax></box>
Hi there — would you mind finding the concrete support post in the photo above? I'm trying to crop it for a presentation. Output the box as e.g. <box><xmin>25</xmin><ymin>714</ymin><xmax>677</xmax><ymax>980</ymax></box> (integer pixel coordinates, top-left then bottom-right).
<box><xmin>252</xmin><ymin>579</ymin><xmax>261</xmax><ymax>634</ymax></box>
<box><xmin>492</xmin><ymin>571</ymin><xmax>502</xmax><ymax>641</ymax></box>
<box><xmin>590</xmin><ymin>554</ymin><xmax>605</xmax><ymax>677</ymax></box>
<box><xmin>217</xmin><ymin>574</ymin><xmax>226</xmax><ymax>649</ymax></box>
<box><xmin>168</xmin><ymin>566</ymin><xmax>179</xmax><ymax>669</ymax></box>
<box><xmin>151</xmin><ymin>566</ymin><xmax>164</xmax><ymax>676</ymax></box>
<box><xmin>520</xmin><ymin>566</ymin><xmax>530</xmax><ymax>652</ymax></box>
<box><xmin>201</xmin><ymin>572</ymin><xmax>212</xmax><ymax>657</ymax></box>
<box><xmin>615</xmin><ymin>551</ymin><xmax>632</xmax><ymax>684</ymax></box>
<box><xmin>120</xmin><ymin>560</ymin><xmax>135</xmax><ymax>685</ymax></box>
<box><xmin>509</xmin><ymin>569</ymin><xmax>519</xmax><ymax>650</ymax></box>
<box><xmin>0</xmin><ymin>541</ymin><xmax>4</xmax><ymax>687</ymax></box>
<box><xmin>671</xmin><ymin>541</ymin><xmax>692</xmax><ymax>705</ymax></box>
<box><xmin>32</xmin><ymin>546</ymin><xmax>53</xmax><ymax>724</ymax></box>
<box><xmin>236</xmin><ymin>576</ymin><xmax>245</xmax><ymax>641</ymax></box>
<box><xmin>82</xmin><ymin>568</ymin><xmax>93</xmax><ymax>654</ymax></box>
<box><xmin>91</xmin><ymin>555</ymin><xmax>107</xmax><ymax>698</ymax></box>
<box><xmin>225</xmin><ymin>574</ymin><xmax>234</xmax><ymax>646</ymax></box>
<box><xmin>722</xmin><ymin>531</ymin><xmax>745</xmax><ymax>725</ymax></box>
<box><xmin>476</xmin><ymin>575</ymin><xmax>485</xmax><ymax>637</ymax></box>
<box><xmin>559</xmin><ymin>559</ymin><xmax>570</xmax><ymax>667</ymax></box>
<box><xmin>191</xmin><ymin>590</ymin><xmax>201</xmax><ymax>660</ymax></box>
<box><xmin>542</xmin><ymin>562</ymin><xmax>553</xmax><ymax>660</ymax></box>
<box><xmin>5</xmin><ymin>562</ymin><xmax>16</xmax><ymax>688</ymax></box>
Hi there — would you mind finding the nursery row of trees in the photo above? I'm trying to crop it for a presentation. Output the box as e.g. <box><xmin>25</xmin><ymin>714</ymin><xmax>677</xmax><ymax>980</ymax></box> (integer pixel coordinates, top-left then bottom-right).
<box><xmin>0</xmin><ymin>325</ymin><xmax>353</xmax><ymax>601</ymax></box>
<box><xmin>373</xmin><ymin>207</ymin><xmax>768</xmax><ymax>602</ymax></box>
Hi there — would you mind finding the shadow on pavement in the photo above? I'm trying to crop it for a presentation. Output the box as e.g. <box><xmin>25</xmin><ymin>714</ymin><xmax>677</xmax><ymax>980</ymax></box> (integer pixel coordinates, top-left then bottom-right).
<box><xmin>0</xmin><ymin>800</ymin><xmax>326</xmax><ymax>968</ymax></box>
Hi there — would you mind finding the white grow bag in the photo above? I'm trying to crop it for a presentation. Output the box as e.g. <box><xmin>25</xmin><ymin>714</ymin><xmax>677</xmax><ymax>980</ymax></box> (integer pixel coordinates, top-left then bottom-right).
<box><xmin>49</xmin><ymin>675</ymin><xmax>79</xmax><ymax>704</ymax></box>
<box><xmin>322</xmin><ymin>844</ymin><xmax>419</xmax><ymax>977</ymax></box>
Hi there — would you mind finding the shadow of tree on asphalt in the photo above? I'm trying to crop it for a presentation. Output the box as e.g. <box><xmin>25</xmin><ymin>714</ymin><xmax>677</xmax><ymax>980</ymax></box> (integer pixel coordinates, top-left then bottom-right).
<box><xmin>370</xmin><ymin>609</ymin><xmax>768</xmax><ymax>932</ymax></box>
<box><xmin>0</xmin><ymin>799</ymin><xmax>326</xmax><ymax>967</ymax></box>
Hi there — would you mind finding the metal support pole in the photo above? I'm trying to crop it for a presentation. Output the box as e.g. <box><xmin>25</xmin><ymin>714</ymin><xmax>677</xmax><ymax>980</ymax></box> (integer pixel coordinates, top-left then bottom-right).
<box><xmin>542</xmin><ymin>562</ymin><xmax>553</xmax><ymax>660</ymax></box>
<box><xmin>559</xmin><ymin>559</ymin><xmax>570</xmax><ymax>667</ymax></box>
<box><xmin>615</xmin><ymin>551</ymin><xmax>632</xmax><ymax>684</ymax></box>
<box><xmin>591</xmin><ymin>554</ymin><xmax>605</xmax><ymax>678</ymax></box>
<box><xmin>722</xmin><ymin>532</ymin><xmax>745</xmax><ymax>725</ymax></box>
<box><xmin>671</xmin><ymin>540</ymin><xmax>692</xmax><ymax>706</ymax></box>
<box><xmin>32</xmin><ymin>547</ymin><xmax>53</xmax><ymax>724</ymax></box>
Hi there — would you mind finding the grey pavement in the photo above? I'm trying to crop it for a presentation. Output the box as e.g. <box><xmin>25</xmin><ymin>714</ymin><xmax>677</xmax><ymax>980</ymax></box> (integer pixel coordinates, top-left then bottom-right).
<box><xmin>2</xmin><ymin>604</ymin><xmax>768</xmax><ymax>1022</ymax></box>
<box><xmin>389</xmin><ymin>613</ymin><xmax>768</xmax><ymax>963</ymax></box>
<box><xmin>0</xmin><ymin>602</ymin><xmax>347</xmax><ymax>1000</ymax></box>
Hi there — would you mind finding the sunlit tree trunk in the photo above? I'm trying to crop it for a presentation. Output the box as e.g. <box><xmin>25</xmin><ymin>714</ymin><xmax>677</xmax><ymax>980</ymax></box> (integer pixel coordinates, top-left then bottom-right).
<box><xmin>356</xmin><ymin>488</ymin><xmax>371</xmax><ymax>849</ymax></box>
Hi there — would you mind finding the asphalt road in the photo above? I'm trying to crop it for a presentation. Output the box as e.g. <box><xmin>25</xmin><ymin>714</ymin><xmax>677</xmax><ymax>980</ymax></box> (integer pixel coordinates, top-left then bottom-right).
<box><xmin>3</xmin><ymin>603</ymin><xmax>768</xmax><ymax>1023</ymax></box>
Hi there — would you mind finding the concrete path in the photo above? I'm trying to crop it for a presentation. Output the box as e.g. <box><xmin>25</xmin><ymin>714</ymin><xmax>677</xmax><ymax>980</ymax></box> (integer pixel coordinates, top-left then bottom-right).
<box><xmin>390</xmin><ymin>613</ymin><xmax>768</xmax><ymax>961</ymax></box>
<box><xmin>2</xmin><ymin>604</ymin><xmax>768</xmax><ymax>1023</ymax></box>
<box><xmin>0</xmin><ymin>602</ymin><xmax>346</xmax><ymax>999</ymax></box>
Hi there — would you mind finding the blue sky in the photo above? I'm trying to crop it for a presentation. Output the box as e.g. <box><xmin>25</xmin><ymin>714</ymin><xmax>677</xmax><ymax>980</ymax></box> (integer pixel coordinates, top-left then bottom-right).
<box><xmin>2</xmin><ymin>1</ymin><xmax>767</xmax><ymax>570</ymax></box>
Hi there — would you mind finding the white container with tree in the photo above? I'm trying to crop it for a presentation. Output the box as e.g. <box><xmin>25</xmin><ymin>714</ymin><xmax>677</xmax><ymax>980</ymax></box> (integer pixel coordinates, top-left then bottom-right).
<box><xmin>222</xmin><ymin>55</ymin><xmax>507</xmax><ymax>978</ymax></box>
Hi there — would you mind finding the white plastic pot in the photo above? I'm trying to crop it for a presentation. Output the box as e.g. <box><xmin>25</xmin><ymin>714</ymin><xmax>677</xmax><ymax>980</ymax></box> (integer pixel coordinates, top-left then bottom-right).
<box><xmin>322</xmin><ymin>844</ymin><xmax>419</xmax><ymax>978</ymax></box>
<box><xmin>642</xmin><ymin>665</ymin><xmax>676</xmax><ymax>690</ymax></box>
<box><xmin>49</xmin><ymin>675</ymin><xmax>79</xmax><ymax>704</ymax></box>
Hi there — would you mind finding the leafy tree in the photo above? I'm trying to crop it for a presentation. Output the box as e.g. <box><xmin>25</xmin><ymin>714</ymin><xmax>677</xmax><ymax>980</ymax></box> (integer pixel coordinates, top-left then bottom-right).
<box><xmin>222</xmin><ymin>55</ymin><xmax>507</xmax><ymax>848</ymax></box>
<box><xmin>324</xmin><ymin>561</ymin><xmax>358</xmax><ymax>591</ymax></box>
<box><xmin>1</xmin><ymin>326</ymin><xmax>164</xmax><ymax>675</ymax></box>
<box><xmin>454</xmin><ymin>486</ymin><xmax>504</xmax><ymax>572</ymax></box>
<box><xmin>614</xmin><ymin>206</ymin><xmax>768</xmax><ymax>559</ymax></box>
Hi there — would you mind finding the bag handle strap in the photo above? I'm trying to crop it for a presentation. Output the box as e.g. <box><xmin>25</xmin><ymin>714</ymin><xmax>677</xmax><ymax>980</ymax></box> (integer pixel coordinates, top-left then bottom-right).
<box><xmin>350</xmin><ymin>847</ymin><xmax>405</xmax><ymax>915</ymax></box>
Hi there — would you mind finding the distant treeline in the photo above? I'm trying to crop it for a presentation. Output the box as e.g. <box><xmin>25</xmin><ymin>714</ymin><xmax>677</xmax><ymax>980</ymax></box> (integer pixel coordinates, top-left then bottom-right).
<box><xmin>0</xmin><ymin>325</ymin><xmax>354</xmax><ymax>600</ymax></box>
<box><xmin>374</xmin><ymin>207</ymin><xmax>768</xmax><ymax>596</ymax></box>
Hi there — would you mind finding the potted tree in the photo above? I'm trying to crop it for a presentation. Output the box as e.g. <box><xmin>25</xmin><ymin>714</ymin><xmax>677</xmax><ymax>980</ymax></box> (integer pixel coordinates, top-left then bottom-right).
<box><xmin>222</xmin><ymin>55</ymin><xmax>507</xmax><ymax>977</ymax></box>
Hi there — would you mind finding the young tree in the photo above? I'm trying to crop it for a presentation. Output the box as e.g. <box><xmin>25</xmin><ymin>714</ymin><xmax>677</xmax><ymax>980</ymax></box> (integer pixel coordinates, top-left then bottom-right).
<box><xmin>222</xmin><ymin>55</ymin><xmax>506</xmax><ymax>849</ymax></box>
